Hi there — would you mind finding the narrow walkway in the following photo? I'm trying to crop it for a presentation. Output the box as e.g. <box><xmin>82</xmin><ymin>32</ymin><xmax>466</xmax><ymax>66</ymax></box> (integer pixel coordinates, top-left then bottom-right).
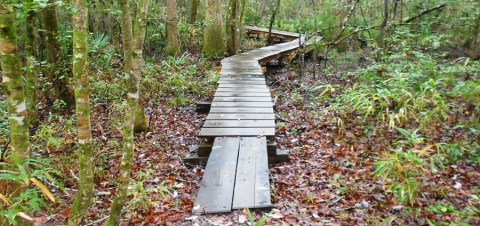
<box><xmin>193</xmin><ymin>27</ymin><xmax>320</xmax><ymax>214</ymax></box>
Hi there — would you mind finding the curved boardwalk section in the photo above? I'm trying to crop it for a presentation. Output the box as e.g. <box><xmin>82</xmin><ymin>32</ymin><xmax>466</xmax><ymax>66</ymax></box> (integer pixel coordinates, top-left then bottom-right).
<box><xmin>193</xmin><ymin>27</ymin><xmax>317</xmax><ymax>215</ymax></box>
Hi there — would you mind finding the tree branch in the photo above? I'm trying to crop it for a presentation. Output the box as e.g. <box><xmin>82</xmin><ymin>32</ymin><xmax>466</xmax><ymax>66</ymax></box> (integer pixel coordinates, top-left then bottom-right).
<box><xmin>403</xmin><ymin>4</ymin><xmax>447</xmax><ymax>23</ymax></box>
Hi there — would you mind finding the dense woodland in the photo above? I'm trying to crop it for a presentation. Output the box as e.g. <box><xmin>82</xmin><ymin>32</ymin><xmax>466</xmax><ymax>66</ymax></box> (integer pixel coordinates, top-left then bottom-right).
<box><xmin>0</xmin><ymin>0</ymin><xmax>479</xmax><ymax>225</ymax></box>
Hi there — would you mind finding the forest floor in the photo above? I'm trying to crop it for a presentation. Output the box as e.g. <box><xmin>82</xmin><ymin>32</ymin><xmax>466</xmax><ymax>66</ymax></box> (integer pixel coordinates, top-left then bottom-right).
<box><xmin>4</xmin><ymin>40</ymin><xmax>478</xmax><ymax>225</ymax></box>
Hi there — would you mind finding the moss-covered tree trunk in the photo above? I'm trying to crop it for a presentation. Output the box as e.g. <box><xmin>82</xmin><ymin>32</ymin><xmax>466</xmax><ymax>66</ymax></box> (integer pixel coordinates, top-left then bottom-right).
<box><xmin>107</xmin><ymin>0</ymin><xmax>150</xmax><ymax>224</ymax></box>
<box><xmin>378</xmin><ymin>0</ymin><xmax>389</xmax><ymax>49</ymax></box>
<box><xmin>132</xmin><ymin>0</ymin><xmax>152</xmax><ymax>133</ymax></box>
<box><xmin>226</xmin><ymin>0</ymin><xmax>241</xmax><ymax>55</ymax></box>
<box><xmin>41</xmin><ymin>0</ymin><xmax>75</xmax><ymax>107</ymax></box>
<box><xmin>202</xmin><ymin>0</ymin><xmax>224</xmax><ymax>57</ymax></box>
<box><xmin>68</xmin><ymin>0</ymin><xmax>94</xmax><ymax>224</ymax></box>
<box><xmin>189</xmin><ymin>0</ymin><xmax>199</xmax><ymax>24</ymax></box>
<box><xmin>0</xmin><ymin>4</ymin><xmax>30</xmax><ymax>166</ymax></box>
<box><xmin>166</xmin><ymin>0</ymin><xmax>181</xmax><ymax>56</ymax></box>
<box><xmin>25</xmin><ymin>5</ymin><xmax>38</xmax><ymax>124</ymax></box>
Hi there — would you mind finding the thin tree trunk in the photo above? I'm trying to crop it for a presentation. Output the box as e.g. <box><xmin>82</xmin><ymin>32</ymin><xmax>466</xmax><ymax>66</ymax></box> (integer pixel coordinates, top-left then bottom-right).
<box><xmin>0</xmin><ymin>4</ymin><xmax>30</xmax><ymax>166</ymax></box>
<box><xmin>25</xmin><ymin>6</ymin><xmax>38</xmax><ymax>124</ymax></box>
<box><xmin>202</xmin><ymin>0</ymin><xmax>224</xmax><ymax>57</ymax></box>
<box><xmin>268</xmin><ymin>0</ymin><xmax>281</xmax><ymax>45</ymax></box>
<box><xmin>166</xmin><ymin>0</ymin><xmax>181</xmax><ymax>56</ymax></box>
<box><xmin>41</xmin><ymin>0</ymin><xmax>75</xmax><ymax>107</ymax></box>
<box><xmin>189</xmin><ymin>0</ymin><xmax>199</xmax><ymax>24</ymax></box>
<box><xmin>132</xmin><ymin>0</ymin><xmax>152</xmax><ymax>133</ymax></box>
<box><xmin>68</xmin><ymin>0</ymin><xmax>94</xmax><ymax>224</ymax></box>
<box><xmin>378</xmin><ymin>0</ymin><xmax>389</xmax><ymax>49</ymax></box>
<box><xmin>226</xmin><ymin>0</ymin><xmax>241</xmax><ymax>55</ymax></box>
<box><xmin>473</xmin><ymin>9</ymin><xmax>480</xmax><ymax>46</ymax></box>
<box><xmin>392</xmin><ymin>0</ymin><xmax>399</xmax><ymax>21</ymax></box>
<box><xmin>107</xmin><ymin>0</ymin><xmax>150</xmax><ymax>224</ymax></box>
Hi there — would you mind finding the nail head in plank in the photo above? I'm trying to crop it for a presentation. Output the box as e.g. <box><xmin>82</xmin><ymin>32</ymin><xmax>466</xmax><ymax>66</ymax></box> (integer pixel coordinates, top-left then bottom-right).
<box><xmin>199</xmin><ymin>128</ymin><xmax>275</xmax><ymax>137</ymax></box>
<box><xmin>203</xmin><ymin>120</ymin><xmax>275</xmax><ymax>128</ymax></box>
<box><xmin>192</xmin><ymin>137</ymin><xmax>240</xmax><ymax>214</ymax></box>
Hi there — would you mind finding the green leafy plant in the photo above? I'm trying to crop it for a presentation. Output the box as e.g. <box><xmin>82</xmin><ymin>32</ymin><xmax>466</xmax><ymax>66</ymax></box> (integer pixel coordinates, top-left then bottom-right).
<box><xmin>373</xmin><ymin>147</ymin><xmax>425</xmax><ymax>205</ymax></box>
<box><xmin>245</xmin><ymin>208</ymin><xmax>272</xmax><ymax>226</ymax></box>
<box><xmin>0</xmin><ymin>158</ymin><xmax>64</xmax><ymax>225</ymax></box>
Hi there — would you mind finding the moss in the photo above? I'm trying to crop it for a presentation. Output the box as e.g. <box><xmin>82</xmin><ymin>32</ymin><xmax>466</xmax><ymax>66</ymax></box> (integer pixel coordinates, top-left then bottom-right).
<box><xmin>202</xmin><ymin>0</ymin><xmax>225</xmax><ymax>57</ymax></box>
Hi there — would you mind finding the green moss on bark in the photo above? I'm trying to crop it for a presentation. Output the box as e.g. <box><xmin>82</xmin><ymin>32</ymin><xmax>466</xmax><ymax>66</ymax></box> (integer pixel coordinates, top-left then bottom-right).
<box><xmin>202</xmin><ymin>0</ymin><xmax>225</xmax><ymax>57</ymax></box>
<box><xmin>0</xmin><ymin>4</ymin><xmax>30</xmax><ymax>166</ymax></box>
<box><xmin>68</xmin><ymin>0</ymin><xmax>94</xmax><ymax>224</ymax></box>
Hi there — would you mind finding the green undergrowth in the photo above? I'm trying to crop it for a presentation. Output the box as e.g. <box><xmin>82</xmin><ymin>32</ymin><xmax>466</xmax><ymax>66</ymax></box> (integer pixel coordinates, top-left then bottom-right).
<box><xmin>312</xmin><ymin>30</ymin><xmax>480</xmax><ymax>224</ymax></box>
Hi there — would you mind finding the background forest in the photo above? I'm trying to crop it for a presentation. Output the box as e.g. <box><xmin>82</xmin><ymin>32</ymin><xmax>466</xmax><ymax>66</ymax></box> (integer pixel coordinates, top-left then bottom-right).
<box><xmin>0</xmin><ymin>0</ymin><xmax>479</xmax><ymax>225</ymax></box>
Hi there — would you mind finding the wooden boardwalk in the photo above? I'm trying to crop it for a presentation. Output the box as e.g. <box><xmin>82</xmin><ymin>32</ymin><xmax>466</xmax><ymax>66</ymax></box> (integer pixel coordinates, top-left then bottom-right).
<box><xmin>192</xmin><ymin>27</ymin><xmax>319</xmax><ymax>215</ymax></box>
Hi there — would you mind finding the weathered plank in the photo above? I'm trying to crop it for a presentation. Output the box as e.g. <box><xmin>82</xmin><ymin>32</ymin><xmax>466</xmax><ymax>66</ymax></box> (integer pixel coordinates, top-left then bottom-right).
<box><xmin>206</xmin><ymin>113</ymin><xmax>275</xmax><ymax>120</ymax></box>
<box><xmin>216</xmin><ymin>88</ymin><xmax>270</xmax><ymax>93</ymax></box>
<box><xmin>209</xmin><ymin>107</ymin><xmax>274</xmax><ymax>114</ymax></box>
<box><xmin>199</xmin><ymin>128</ymin><xmax>275</xmax><ymax>137</ymax></box>
<box><xmin>217</xmin><ymin>80</ymin><xmax>266</xmax><ymax>85</ymax></box>
<box><xmin>192</xmin><ymin>137</ymin><xmax>240</xmax><ymax>214</ymax></box>
<box><xmin>218</xmin><ymin>84</ymin><xmax>267</xmax><ymax>88</ymax></box>
<box><xmin>210</xmin><ymin>102</ymin><xmax>273</xmax><ymax>108</ymax></box>
<box><xmin>214</xmin><ymin>92</ymin><xmax>271</xmax><ymax>97</ymax></box>
<box><xmin>213</xmin><ymin>97</ymin><xmax>272</xmax><ymax>102</ymax></box>
<box><xmin>232</xmin><ymin>137</ymin><xmax>271</xmax><ymax>209</ymax></box>
<box><xmin>203</xmin><ymin>120</ymin><xmax>275</xmax><ymax>128</ymax></box>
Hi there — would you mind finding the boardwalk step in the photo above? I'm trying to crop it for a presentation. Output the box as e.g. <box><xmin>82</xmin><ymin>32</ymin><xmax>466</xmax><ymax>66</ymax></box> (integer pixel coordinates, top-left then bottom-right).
<box><xmin>206</xmin><ymin>113</ymin><xmax>275</xmax><ymax>120</ymax></box>
<box><xmin>192</xmin><ymin>137</ymin><xmax>271</xmax><ymax>214</ymax></box>
<box><xmin>199</xmin><ymin>127</ymin><xmax>275</xmax><ymax>137</ymax></box>
<box><xmin>209</xmin><ymin>107</ymin><xmax>274</xmax><ymax>114</ymax></box>
<box><xmin>214</xmin><ymin>92</ymin><xmax>271</xmax><ymax>97</ymax></box>
<box><xmin>213</xmin><ymin>97</ymin><xmax>272</xmax><ymax>102</ymax></box>
<box><xmin>233</xmin><ymin>137</ymin><xmax>271</xmax><ymax>209</ymax></box>
<box><xmin>192</xmin><ymin>137</ymin><xmax>240</xmax><ymax>214</ymax></box>
<box><xmin>203</xmin><ymin>119</ymin><xmax>275</xmax><ymax>128</ymax></box>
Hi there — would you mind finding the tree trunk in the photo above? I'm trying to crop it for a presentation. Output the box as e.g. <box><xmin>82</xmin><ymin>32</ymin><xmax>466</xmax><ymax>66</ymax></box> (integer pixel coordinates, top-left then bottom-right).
<box><xmin>41</xmin><ymin>0</ymin><xmax>75</xmax><ymax>107</ymax></box>
<box><xmin>189</xmin><ymin>0</ymin><xmax>199</xmax><ymax>24</ymax></box>
<box><xmin>166</xmin><ymin>0</ymin><xmax>181</xmax><ymax>56</ymax></box>
<box><xmin>473</xmin><ymin>9</ymin><xmax>480</xmax><ymax>46</ymax></box>
<box><xmin>132</xmin><ymin>0</ymin><xmax>151</xmax><ymax>133</ymax></box>
<box><xmin>68</xmin><ymin>0</ymin><xmax>94</xmax><ymax>224</ymax></box>
<box><xmin>226</xmin><ymin>0</ymin><xmax>241</xmax><ymax>55</ymax></box>
<box><xmin>0</xmin><ymin>4</ymin><xmax>30</xmax><ymax>166</ymax></box>
<box><xmin>25</xmin><ymin>6</ymin><xmax>38</xmax><ymax>124</ymax></box>
<box><xmin>202</xmin><ymin>0</ymin><xmax>224</xmax><ymax>57</ymax></box>
<box><xmin>268</xmin><ymin>0</ymin><xmax>281</xmax><ymax>45</ymax></box>
<box><xmin>378</xmin><ymin>0</ymin><xmax>389</xmax><ymax>49</ymax></box>
<box><xmin>107</xmin><ymin>0</ymin><xmax>150</xmax><ymax>224</ymax></box>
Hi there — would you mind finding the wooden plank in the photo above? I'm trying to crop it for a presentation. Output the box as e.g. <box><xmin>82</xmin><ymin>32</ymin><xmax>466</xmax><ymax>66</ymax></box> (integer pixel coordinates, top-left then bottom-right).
<box><xmin>216</xmin><ymin>88</ymin><xmax>270</xmax><ymax>93</ymax></box>
<box><xmin>218</xmin><ymin>84</ymin><xmax>267</xmax><ymax>88</ymax></box>
<box><xmin>203</xmin><ymin>120</ymin><xmax>275</xmax><ymax>128</ymax></box>
<box><xmin>192</xmin><ymin>137</ymin><xmax>240</xmax><ymax>214</ymax></box>
<box><xmin>214</xmin><ymin>92</ymin><xmax>271</xmax><ymax>97</ymax></box>
<box><xmin>217</xmin><ymin>80</ymin><xmax>266</xmax><ymax>85</ymax></box>
<box><xmin>199</xmin><ymin>128</ymin><xmax>275</xmax><ymax>137</ymax></box>
<box><xmin>219</xmin><ymin>76</ymin><xmax>264</xmax><ymax>80</ymax></box>
<box><xmin>206</xmin><ymin>113</ymin><xmax>275</xmax><ymax>120</ymax></box>
<box><xmin>211</xmin><ymin>102</ymin><xmax>273</xmax><ymax>108</ymax></box>
<box><xmin>232</xmin><ymin>137</ymin><xmax>271</xmax><ymax>209</ymax></box>
<box><xmin>213</xmin><ymin>97</ymin><xmax>272</xmax><ymax>102</ymax></box>
<box><xmin>209</xmin><ymin>107</ymin><xmax>274</xmax><ymax>114</ymax></box>
<box><xmin>253</xmin><ymin>137</ymin><xmax>272</xmax><ymax>208</ymax></box>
